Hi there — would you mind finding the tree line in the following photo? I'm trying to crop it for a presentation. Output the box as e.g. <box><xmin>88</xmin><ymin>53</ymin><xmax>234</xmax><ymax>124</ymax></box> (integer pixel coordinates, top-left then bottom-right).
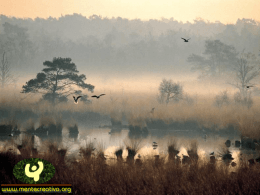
<box><xmin>0</xmin><ymin>15</ymin><xmax>259</xmax><ymax>76</ymax></box>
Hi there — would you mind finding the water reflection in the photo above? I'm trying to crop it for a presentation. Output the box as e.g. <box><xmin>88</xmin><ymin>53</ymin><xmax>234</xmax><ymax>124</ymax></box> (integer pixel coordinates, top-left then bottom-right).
<box><xmin>0</xmin><ymin>123</ymin><xmax>260</xmax><ymax>171</ymax></box>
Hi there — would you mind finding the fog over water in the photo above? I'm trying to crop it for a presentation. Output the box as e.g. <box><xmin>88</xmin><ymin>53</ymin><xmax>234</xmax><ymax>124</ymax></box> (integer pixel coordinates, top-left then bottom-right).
<box><xmin>0</xmin><ymin>13</ymin><xmax>260</xmax><ymax>169</ymax></box>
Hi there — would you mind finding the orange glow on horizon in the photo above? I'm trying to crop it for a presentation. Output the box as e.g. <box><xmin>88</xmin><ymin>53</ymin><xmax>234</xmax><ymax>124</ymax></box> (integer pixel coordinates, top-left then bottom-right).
<box><xmin>1</xmin><ymin>0</ymin><xmax>260</xmax><ymax>24</ymax></box>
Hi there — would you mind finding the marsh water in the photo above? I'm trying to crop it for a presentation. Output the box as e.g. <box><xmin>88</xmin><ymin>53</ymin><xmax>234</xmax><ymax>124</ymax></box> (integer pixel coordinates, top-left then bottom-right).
<box><xmin>1</xmin><ymin>115</ymin><xmax>259</xmax><ymax>169</ymax></box>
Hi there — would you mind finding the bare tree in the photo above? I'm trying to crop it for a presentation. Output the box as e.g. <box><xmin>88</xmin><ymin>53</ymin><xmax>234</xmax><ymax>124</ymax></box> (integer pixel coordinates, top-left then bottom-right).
<box><xmin>158</xmin><ymin>79</ymin><xmax>183</xmax><ymax>105</ymax></box>
<box><xmin>0</xmin><ymin>52</ymin><xmax>19</xmax><ymax>89</ymax></box>
<box><xmin>228</xmin><ymin>51</ymin><xmax>260</xmax><ymax>107</ymax></box>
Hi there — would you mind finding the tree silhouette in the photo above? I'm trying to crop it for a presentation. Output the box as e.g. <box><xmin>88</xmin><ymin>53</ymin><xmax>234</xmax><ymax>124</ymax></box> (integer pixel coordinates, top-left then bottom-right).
<box><xmin>158</xmin><ymin>79</ymin><xmax>183</xmax><ymax>105</ymax></box>
<box><xmin>187</xmin><ymin>40</ymin><xmax>238</xmax><ymax>79</ymax></box>
<box><xmin>229</xmin><ymin>51</ymin><xmax>260</xmax><ymax>108</ymax></box>
<box><xmin>0</xmin><ymin>22</ymin><xmax>34</xmax><ymax>69</ymax></box>
<box><xmin>21</xmin><ymin>57</ymin><xmax>94</xmax><ymax>105</ymax></box>
<box><xmin>0</xmin><ymin>51</ymin><xmax>19</xmax><ymax>89</ymax></box>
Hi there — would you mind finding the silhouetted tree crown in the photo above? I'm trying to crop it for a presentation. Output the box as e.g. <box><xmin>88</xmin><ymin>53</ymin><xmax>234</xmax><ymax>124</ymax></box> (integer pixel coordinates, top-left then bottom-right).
<box><xmin>21</xmin><ymin>57</ymin><xmax>94</xmax><ymax>105</ymax></box>
<box><xmin>188</xmin><ymin>40</ymin><xmax>239</xmax><ymax>78</ymax></box>
<box><xmin>158</xmin><ymin>79</ymin><xmax>183</xmax><ymax>105</ymax></box>
<box><xmin>229</xmin><ymin>52</ymin><xmax>260</xmax><ymax>108</ymax></box>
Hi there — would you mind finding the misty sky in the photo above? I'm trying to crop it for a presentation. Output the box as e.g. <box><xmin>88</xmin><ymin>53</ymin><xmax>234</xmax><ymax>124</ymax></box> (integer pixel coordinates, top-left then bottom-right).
<box><xmin>1</xmin><ymin>0</ymin><xmax>260</xmax><ymax>24</ymax></box>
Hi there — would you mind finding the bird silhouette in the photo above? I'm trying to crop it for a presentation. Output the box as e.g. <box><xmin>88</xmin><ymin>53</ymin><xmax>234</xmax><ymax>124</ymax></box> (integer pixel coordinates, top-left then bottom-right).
<box><xmin>246</xmin><ymin>85</ymin><xmax>254</xmax><ymax>88</ymax></box>
<box><xmin>73</xmin><ymin>96</ymin><xmax>82</xmax><ymax>104</ymax></box>
<box><xmin>91</xmin><ymin>94</ymin><xmax>106</xmax><ymax>99</ymax></box>
<box><xmin>181</xmin><ymin>38</ymin><xmax>190</xmax><ymax>42</ymax></box>
<box><xmin>210</xmin><ymin>152</ymin><xmax>214</xmax><ymax>155</ymax></box>
<box><xmin>153</xmin><ymin>142</ymin><xmax>158</xmax><ymax>149</ymax></box>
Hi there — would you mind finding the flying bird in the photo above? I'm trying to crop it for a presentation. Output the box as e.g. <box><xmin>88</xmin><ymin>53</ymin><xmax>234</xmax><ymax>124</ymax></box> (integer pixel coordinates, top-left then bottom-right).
<box><xmin>73</xmin><ymin>96</ymin><xmax>82</xmax><ymax>104</ymax></box>
<box><xmin>91</xmin><ymin>94</ymin><xmax>106</xmax><ymax>99</ymax></box>
<box><xmin>181</xmin><ymin>38</ymin><xmax>190</xmax><ymax>42</ymax></box>
<box><xmin>210</xmin><ymin>152</ymin><xmax>214</xmax><ymax>155</ymax></box>
<box><xmin>246</xmin><ymin>85</ymin><xmax>254</xmax><ymax>88</ymax></box>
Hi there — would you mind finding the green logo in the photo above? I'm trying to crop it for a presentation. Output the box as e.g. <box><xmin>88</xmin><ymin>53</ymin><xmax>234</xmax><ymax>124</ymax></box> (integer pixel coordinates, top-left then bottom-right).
<box><xmin>13</xmin><ymin>158</ymin><xmax>55</xmax><ymax>184</ymax></box>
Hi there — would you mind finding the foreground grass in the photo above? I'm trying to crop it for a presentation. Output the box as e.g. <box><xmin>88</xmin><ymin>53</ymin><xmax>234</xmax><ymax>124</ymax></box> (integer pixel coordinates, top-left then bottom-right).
<box><xmin>1</xmin><ymin>137</ymin><xmax>260</xmax><ymax>195</ymax></box>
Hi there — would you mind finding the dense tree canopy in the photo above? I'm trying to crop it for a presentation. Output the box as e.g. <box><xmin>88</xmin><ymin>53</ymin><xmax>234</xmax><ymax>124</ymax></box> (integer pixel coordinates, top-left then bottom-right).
<box><xmin>0</xmin><ymin>22</ymin><xmax>34</xmax><ymax>69</ymax></box>
<box><xmin>187</xmin><ymin>40</ymin><xmax>239</xmax><ymax>78</ymax></box>
<box><xmin>1</xmin><ymin>15</ymin><xmax>259</xmax><ymax>77</ymax></box>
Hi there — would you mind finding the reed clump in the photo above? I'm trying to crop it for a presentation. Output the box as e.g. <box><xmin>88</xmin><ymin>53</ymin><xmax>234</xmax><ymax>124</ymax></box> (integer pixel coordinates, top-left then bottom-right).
<box><xmin>115</xmin><ymin>147</ymin><xmax>123</xmax><ymax>162</ymax></box>
<box><xmin>124</xmin><ymin>138</ymin><xmax>144</xmax><ymax>165</ymax></box>
<box><xmin>79</xmin><ymin>141</ymin><xmax>96</xmax><ymax>161</ymax></box>
<box><xmin>167</xmin><ymin>137</ymin><xmax>180</xmax><ymax>162</ymax></box>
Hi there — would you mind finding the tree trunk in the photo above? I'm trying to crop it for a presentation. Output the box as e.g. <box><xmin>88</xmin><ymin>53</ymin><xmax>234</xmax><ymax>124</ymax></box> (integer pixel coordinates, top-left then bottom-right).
<box><xmin>51</xmin><ymin>71</ymin><xmax>59</xmax><ymax>106</ymax></box>
<box><xmin>166</xmin><ymin>93</ymin><xmax>170</xmax><ymax>105</ymax></box>
<box><xmin>52</xmin><ymin>92</ymin><xmax>56</xmax><ymax>106</ymax></box>
<box><xmin>1</xmin><ymin>52</ymin><xmax>6</xmax><ymax>89</ymax></box>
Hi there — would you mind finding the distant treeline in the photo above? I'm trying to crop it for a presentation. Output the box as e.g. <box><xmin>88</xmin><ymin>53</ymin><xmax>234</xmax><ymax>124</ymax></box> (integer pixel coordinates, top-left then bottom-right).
<box><xmin>0</xmin><ymin>14</ymin><xmax>259</xmax><ymax>75</ymax></box>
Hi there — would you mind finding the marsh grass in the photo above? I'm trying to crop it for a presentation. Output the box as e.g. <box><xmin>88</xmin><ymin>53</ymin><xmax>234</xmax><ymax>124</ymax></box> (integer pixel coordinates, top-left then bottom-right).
<box><xmin>186</xmin><ymin>140</ymin><xmax>199</xmax><ymax>163</ymax></box>
<box><xmin>115</xmin><ymin>147</ymin><xmax>124</xmax><ymax>162</ymax></box>
<box><xmin>12</xmin><ymin>133</ymin><xmax>35</xmax><ymax>158</ymax></box>
<box><xmin>79</xmin><ymin>141</ymin><xmax>96</xmax><ymax>160</ymax></box>
<box><xmin>167</xmin><ymin>137</ymin><xmax>180</xmax><ymax>161</ymax></box>
<box><xmin>1</xmin><ymin>92</ymin><xmax>260</xmax><ymax>139</ymax></box>
<box><xmin>124</xmin><ymin>138</ymin><xmax>144</xmax><ymax>164</ymax></box>
<box><xmin>1</xmin><ymin>135</ymin><xmax>260</xmax><ymax>195</ymax></box>
<box><xmin>1</xmin><ymin>92</ymin><xmax>260</xmax><ymax>193</ymax></box>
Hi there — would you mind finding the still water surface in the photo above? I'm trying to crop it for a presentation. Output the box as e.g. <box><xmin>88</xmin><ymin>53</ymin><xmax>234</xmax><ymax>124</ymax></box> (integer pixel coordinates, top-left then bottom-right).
<box><xmin>1</xmin><ymin>120</ymin><xmax>259</xmax><ymax>171</ymax></box>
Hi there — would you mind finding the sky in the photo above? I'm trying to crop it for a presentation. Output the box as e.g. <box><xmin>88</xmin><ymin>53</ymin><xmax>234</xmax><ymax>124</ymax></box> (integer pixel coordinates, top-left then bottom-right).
<box><xmin>1</xmin><ymin>0</ymin><xmax>260</xmax><ymax>24</ymax></box>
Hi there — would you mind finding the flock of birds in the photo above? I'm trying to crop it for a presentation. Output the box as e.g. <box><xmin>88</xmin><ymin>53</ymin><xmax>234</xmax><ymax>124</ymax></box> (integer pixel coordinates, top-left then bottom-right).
<box><xmin>73</xmin><ymin>94</ymin><xmax>106</xmax><ymax>104</ymax></box>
